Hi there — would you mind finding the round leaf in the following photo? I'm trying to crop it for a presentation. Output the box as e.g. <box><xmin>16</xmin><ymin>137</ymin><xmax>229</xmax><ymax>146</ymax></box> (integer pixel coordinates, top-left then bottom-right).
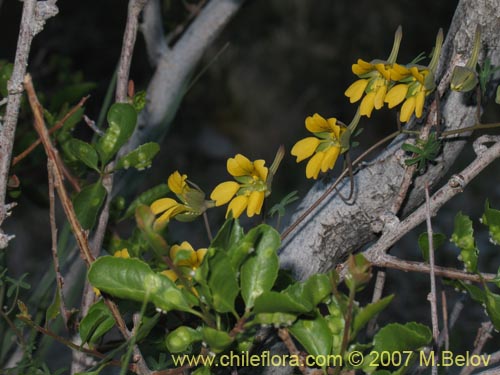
<box><xmin>115</xmin><ymin>142</ymin><xmax>160</xmax><ymax>171</ymax></box>
<box><xmin>67</xmin><ymin>138</ymin><xmax>99</xmax><ymax>171</ymax></box>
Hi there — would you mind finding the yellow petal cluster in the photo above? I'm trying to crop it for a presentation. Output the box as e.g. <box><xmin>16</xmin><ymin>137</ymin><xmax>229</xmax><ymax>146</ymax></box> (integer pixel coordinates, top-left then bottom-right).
<box><xmin>150</xmin><ymin>171</ymin><xmax>207</xmax><ymax>229</ymax></box>
<box><xmin>345</xmin><ymin>59</ymin><xmax>434</xmax><ymax>122</ymax></box>
<box><xmin>161</xmin><ymin>241</ymin><xmax>207</xmax><ymax>283</ymax></box>
<box><xmin>291</xmin><ymin>113</ymin><xmax>345</xmax><ymax>179</ymax></box>
<box><xmin>210</xmin><ymin>154</ymin><xmax>269</xmax><ymax>218</ymax></box>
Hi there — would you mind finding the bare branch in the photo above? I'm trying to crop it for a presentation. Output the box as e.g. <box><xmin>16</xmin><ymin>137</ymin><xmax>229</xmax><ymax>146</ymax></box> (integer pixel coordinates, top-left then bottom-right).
<box><xmin>141</xmin><ymin>0</ymin><xmax>169</xmax><ymax>67</ymax></box>
<box><xmin>0</xmin><ymin>0</ymin><xmax>58</xmax><ymax>235</ymax></box>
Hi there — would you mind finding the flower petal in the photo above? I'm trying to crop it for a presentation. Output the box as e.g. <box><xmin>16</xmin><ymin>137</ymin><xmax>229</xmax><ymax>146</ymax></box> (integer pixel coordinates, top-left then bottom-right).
<box><xmin>151</xmin><ymin>198</ymin><xmax>178</xmax><ymax>215</ymax></box>
<box><xmin>390</xmin><ymin>63</ymin><xmax>410</xmax><ymax>81</ymax></box>
<box><xmin>374</xmin><ymin>63</ymin><xmax>390</xmax><ymax>81</ymax></box>
<box><xmin>374</xmin><ymin>84</ymin><xmax>387</xmax><ymax>110</ymax></box>
<box><xmin>344</xmin><ymin>79</ymin><xmax>368</xmax><ymax>103</ymax></box>
<box><xmin>360</xmin><ymin>92</ymin><xmax>376</xmax><ymax>117</ymax></box>
<box><xmin>306</xmin><ymin>151</ymin><xmax>324</xmax><ymax>179</ymax></box>
<box><xmin>415</xmin><ymin>90</ymin><xmax>425</xmax><ymax>118</ymax></box>
<box><xmin>247</xmin><ymin>191</ymin><xmax>264</xmax><ymax>217</ymax></box>
<box><xmin>320</xmin><ymin>146</ymin><xmax>341</xmax><ymax>173</ymax></box>
<box><xmin>210</xmin><ymin>181</ymin><xmax>240</xmax><ymax>206</ymax></box>
<box><xmin>352</xmin><ymin>59</ymin><xmax>373</xmax><ymax>75</ymax></box>
<box><xmin>253</xmin><ymin>159</ymin><xmax>268</xmax><ymax>181</ymax></box>
<box><xmin>114</xmin><ymin>249</ymin><xmax>130</xmax><ymax>258</ymax></box>
<box><xmin>171</xmin><ymin>241</ymin><xmax>196</xmax><ymax>267</ymax></box>
<box><xmin>161</xmin><ymin>270</ymin><xmax>178</xmax><ymax>282</ymax></box>
<box><xmin>195</xmin><ymin>248</ymin><xmax>208</xmax><ymax>266</ymax></box>
<box><xmin>305</xmin><ymin>113</ymin><xmax>331</xmax><ymax>133</ymax></box>
<box><xmin>400</xmin><ymin>96</ymin><xmax>416</xmax><ymax>123</ymax></box>
<box><xmin>168</xmin><ymin>171</ymin><xmax>188</xmax><ymax>195</ymax></box>
<box><xmin>385</xmin><ymin>84</ymin><xmax>408</xmax><ymax>108</ymax></box>
<box><xmin>155</xmin><ymin>204</ymin><xmax>186</xmax><ymax>225</ymax></box>
<box><xmin>227</xmin><ymin>154</ymin><xmax>253</xmax><ymax>176</ymax></box>
<box><xmin>226</xmin><ymin>195</ymin><xmax>248</xmax><ymax>218</ymax></box>
<box><xmin>291</xmin><ymin>137</ymin><xmax>320</xmax><ymax>162</ymax></box>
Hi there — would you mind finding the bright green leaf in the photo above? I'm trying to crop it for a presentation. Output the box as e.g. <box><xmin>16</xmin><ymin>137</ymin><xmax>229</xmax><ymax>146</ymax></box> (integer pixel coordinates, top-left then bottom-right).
<box><xmin>73</xmin><ymin>181</ymin><xmax>107</xmax><ymax>230</ymax></box>
<box><xmin>451</xmin><ymin>212</ymin><xmax>478</xmax><ymax>273</ymax></box>
<box><xmin>253</xmin><ymin>312</ymin><xmax>298</xmax><ymax>326</ymax></box>
<box><xmin>45</xmin><ymin>288</ymin><xmax>61</xmax><ymax>323</ymax></box>
<box><xmin>482</xmin><ymin>200</ymin><xmax>500</xmax><ymax>246</ymax></box>
<box><xmin>207</xmin><ymin>252</ymin><xmax>239</xmax><ymax>313</ymax></box>
<box><xmin>485</xmin><ymin>287</ymin><xmax>500</xmax><ymax>330</ymax></box>
<box><xmin>165</xmin><ymin>326</ymin><xmax>202</xmax><ymax>353</ymax></box>
<box><xmin>418</xmin><ymin>232</ymin><xmax>446</xmax><ymax>262</ymax></box>
<box><xmin>67</xmin><ymin>139</ymin><xmax>99</xmax><ymax>171</ymax></box>
<box><xmin>210</xmin><ymin>218</ymin><xmax>244</xmax><ymax>253</ymax></box>
<box><xmin>240</xmin><ymin>225</ymin><xmax>280</xmax><ymax>309</ymax></box>
<box><xmin>373</xmin><ymin>322</ymin><xmax>432</xmax><ymax>352</ymax></box>
<box><xmin>88</xmin><ymin>256</ymin><xmax>195</xmax><ymax>313</ymax></box>
<box><xmin>115</xmin><ymin>142</ymin><xmax>160</xmax><ymax>171</ymax></box>
<box><xmin>97</xmin><ymin>103</ymin><xmax>137</xmax><ymax>165</ymax></box>
<box><xmin>289</xmin><ymin>315</ymin><xmax>333</xmax><ymax>365</ymax></box>
<box><xmin>253</xmin><ymin>291</ymin><xmax>311</xmax><ymax>314</ymax></box>
<box><xmin>352</xmin><ymin>295</ymin><xmax>394</xmax><ymax>336</ymax></box>
<box><xmin>79</xmin><ymin>300</ymin><xmax>115</xmax><ymax>344</ymax></box>
<box><xmin>201</xmin><ymin>327</ymin><xmax>233</xmax><ymax>353</ymax></box>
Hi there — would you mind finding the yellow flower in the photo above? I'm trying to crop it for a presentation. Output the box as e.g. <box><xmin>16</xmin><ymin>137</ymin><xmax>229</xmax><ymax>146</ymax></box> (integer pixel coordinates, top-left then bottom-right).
<box><xmin>150</xmin><ymin>171</ymin><xmax>210</xmax><ymax>229</ymax></box>
<box><xmin>384</xmin><ymin>66</ymin><xmax>432</xmax><ymax>123</ymax></box>
<box><xmin>161</xmin><ymin>241</ymin><xmax>207</xmax><ymax>284</ymax></box>
<box><xmin>345</xmin><ymin>59</ymin><xmax>392</xmax><ymax>117</ymax></box>
<box><xmin>211</xmin><ymin>154</ymin><xmax>269</xmax><ymax>218</ymax></box>
<box><xmin>291</xmin><ymin>113</ymin><xmax>346</xmax><ymax>179</ymax></box>
<box><xmin>114</xmin><ymin>248</ymin><xmax>130</xmax><ymax>258</ymax></box>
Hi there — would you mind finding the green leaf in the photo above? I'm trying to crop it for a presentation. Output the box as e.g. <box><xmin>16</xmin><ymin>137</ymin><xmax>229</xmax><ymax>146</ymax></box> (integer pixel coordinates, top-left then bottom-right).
<box><xmin>207</xmin><ymin>252</ymin><xmax>239</xmax><ymax>313</ymax></box>
<box><xmin>66</xmin><ymin>139</ymin><xmax>99</xmax><ymax>171</ymax></box>
<box><xmin>289</xmin><ymin>315</ymin><xmax>333</xmax><ymax>362</ymax></box>
<box><xmin>268</xmin><ymin>191</ymin><xmax>299</xmax><ymax>218</ymax></box>
<box><xmin>201</xmin><ymin>327</ymin><xmax>233</xmax><ymax>353</ymax></box>
<box><xmin>136</xmin><ymin>313</ymin><xmax>160</xmax><ymax>342</ymax></box>
<box><xmin>79</xmin><ymin>300</ymin><xmax>115</xmax><ymax>344</ymax></box>
<box><xmin>300</xmin><ymin>274</ymin><xmax>332</xmax><ymax>307</ymax></box>
<box><xmin>132</xmin><ymin>90</ymin><xmax>146</xmax><ymax>112</ymax></box>
<box><xmin>482</xmin><ymin>200</ymin><xmax>500</xmax><ymax>246</ymax></box>
<box><xmin>253</xmin><ymin>312</ymin><xmax>298</xmax><ymax>326</ymax></box>
<box><xmin>240</xmin><ymin>225</ymin><xmax>280</xmax><ymax>309</ymax></box>
<box><xmin>352</xmin><ymin>295</ymin><xmax>394</xmax><ymax>336</ymax></box>
<box><xmin>165</xmin><ymin>326</ymin><xmax>202</xmax><ymax>353</ymax></box>
<box><xmin>88</xmin><ymin>256</ymin><xmax>196</xmax><ymax>313</ymax></box>
<box><xmin>451</xmin><ymin>212</ymin><xmax>478</xmax><ymax>273</ymax></box>
<box><xmin>122</xmin><ymin>184</ymin><xmax>170</xmax><ymax>220</ymax></box>
<box><xmin>373</xmin><ymin>322</ymin><xmax>432</xmax><ymax>352</ymax></box>
<box><xmin>253</xmin><ymin>291</ymin><xmax>311</xmax><ymax>314</ymax></box>
<box><xmin>210</xmin><ymin>218</ymin><xmax>244</xmax><ymax>253</ymax></box>
<box><xmin>97</xmin><ymin>103</ymin><xmax>137</xmax><ymax>165</ymax></box>
<box><xmin>45</xmin><ymin>288</ymin><xmax>61</xmax><ymax>323</ymax></box>
<box><xmin>115</xmin><ymin>142</ymin><xmax>160</xmax><ymax>171</ymax></box>
<box><xmin>73</xmin><ymin>181</ymin><xmax>107</xmax><ymax>230</ymax></box>
<box><xmin>456</xmin><ymin>280</ymin><xmax>486</xmax><ymax>303</ymax></box>
<box><xmin>485</xmin><ymin>287</ymin><xmax>500</xmax><ymax>330</ymax></box>
<box><xmin>56</xmin><ymin>107</ymin><xmax>85</xmax><ymax>144</ymax></box>
<box><xmin>418</xmin><ymin>232</ymin><xmax>446</xmax><ymax>262</ymax></box>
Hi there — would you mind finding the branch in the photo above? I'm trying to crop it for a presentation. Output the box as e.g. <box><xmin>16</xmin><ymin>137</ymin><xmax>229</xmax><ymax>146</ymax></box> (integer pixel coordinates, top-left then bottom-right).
<box><xmin>280</xmin><ymin>0</ymin><xmax>500</xmax><ymax>280</ymax></box>
<box><xmin>141</xmin><ymin>0</ymin><xmax>169</xmax><ymax>67</ymax></box>
<box><xmin>362</xmin><ymin>136</ymin><xmax>500</xmax><ymax>278</ymax></box>
<box><xmin>0</xmin><ymin>0</ymin><xmax>58</xmax><ymax>242</ymax></box>
<box><xmin>116</xmin><ymin>0</ymin><xmax>245</xmax><ymax>164</ymax></box>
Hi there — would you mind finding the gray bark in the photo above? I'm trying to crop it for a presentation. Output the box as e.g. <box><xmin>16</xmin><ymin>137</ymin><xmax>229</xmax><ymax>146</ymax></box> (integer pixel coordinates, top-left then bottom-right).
<box><xmin>279</xmin><ymin>0</ymin><xmax>500</xmax><ymax>280</ymax></box>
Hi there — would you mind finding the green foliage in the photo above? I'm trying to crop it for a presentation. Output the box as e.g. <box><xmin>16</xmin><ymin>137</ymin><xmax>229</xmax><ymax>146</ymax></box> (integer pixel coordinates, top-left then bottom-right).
<box><xmin>402</xmin><ymin>132</ymin><xmax>441</xmax><ymax>172</ymax></box>
<box><xmin>114</xmin><ymin>142</ymin><xmax>160</xmax><ymax>171</ymax></box>
<box><xmin>122</xmin><ymin>183</ymin><xmax>170</xmax><ymax>220</ymax></box>
<box><xmin>373</xmin><ymin>322</ymin><xmax>432</xmax><ymax>352</ymax></box>
<box><xmin>451</xmin><ymin>212</ymin><xmax>478</xmax><ymax>273</ymax></box>
<box><xmin>96</xmin><ymin>103</ymin><xmax>137</xmax><ymax>165</ymax></box>
<box><xmin>79</xmin><ymin>300</ymin><xmax>116</xmax><ymax>344</ymax></box>
<box><xmin>66</xmin><ymin>139</ymin><xmax>100</xmax><ymax>172</ymax></box>
<box><xmin>418</xmin><ymin>232</ymin><xmax>446</xmax><ymax>262</ymax></box>
<box><xmin>482</xmin><ymin>200</ymin><xmax>500</xmax><ymax>245</ymax></box>
<box><xmin>73</xmin><ymin>181</ymin><xmax>107</xmax><ymax>230</ymax></box>
<box><xmin>0</xmin><ymin>60</ymin><xmax>13</xmax><ymax>97</ymax></box>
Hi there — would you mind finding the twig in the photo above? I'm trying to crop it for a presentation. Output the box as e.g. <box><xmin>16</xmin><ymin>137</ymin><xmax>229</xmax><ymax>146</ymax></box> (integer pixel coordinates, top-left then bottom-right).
<box><xmin>460</xmin><ymin>322</ymin><xmax>494</xmax><ymax>375</ymax></box>
<box><xmin>424</xmin><ymin>182</ymin><xmax>439</xmax><ymax>375</ymax></box>
<box><xmin>47</xmin><ymin>162</ymin><xmax>69</xmax><ymax>327</ymax></box>
<box><xmin>440</xmin><ymin>290</ymin><xmax>449</xmax><ymax>351</ymax></box>
<box><xmin>278</xmin><ymin>328</ymin><xmax>309</xmax><ymax>375</ymax></box>
<box><xmin>11</xmin><ymin>95</ymin><xmax>89</xmax><ymax>167</ymax></box>
<box><xmin>0</xmin><ymin>0</ymin><xmax>58</xmax><ymax>227</ymax></box>
<box><xmin>363</xmin><ymin>137</ymin><xmax>500</xmax><ymax>274</ymax></box>
<box><xmin>24</xmin><ymin>74</ymin><xmax>94</xmax><ymax>266</ymax></box>
<box><xmin>116</xmin><ymin>0</ymin><xmax>148</xmax><ymax>103</ymax></box>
